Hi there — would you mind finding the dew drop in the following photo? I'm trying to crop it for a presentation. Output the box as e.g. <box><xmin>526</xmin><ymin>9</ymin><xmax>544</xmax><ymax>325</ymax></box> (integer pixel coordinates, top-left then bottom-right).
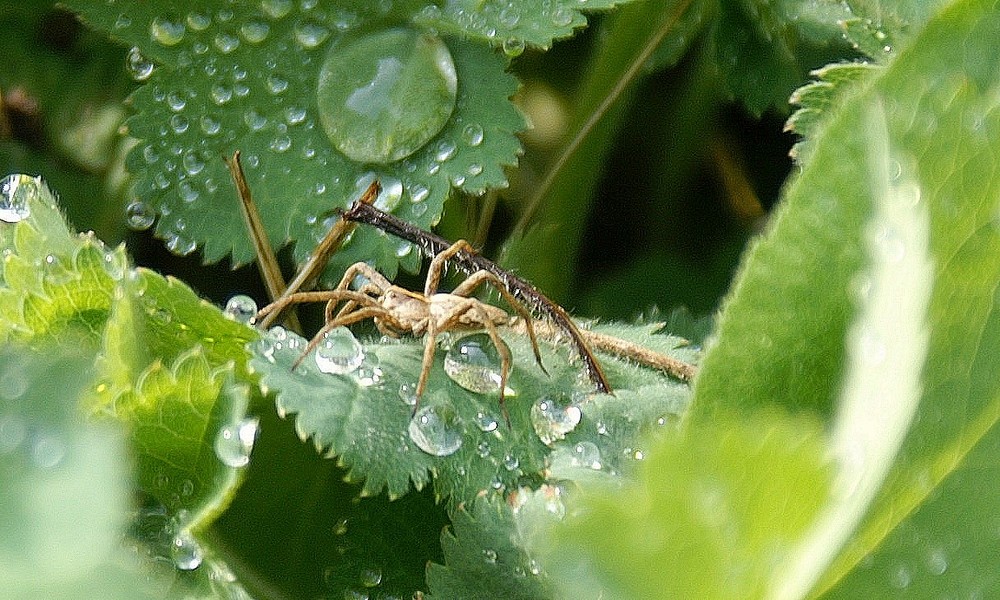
<box><xmin>408</xmin><ymin>404</ymin><xmax>463</xmax><ymax>456</ymax></box>
<box><xmin>359</xmin><ymin>566</ymin><xmax>383</xmax><ymax>587</ymax></box>
<box><xmin>31</xmin><ymin>434</ymin><xmax>65</xmax><ymax>468</ymax></box>
<box><xmin>571</xmin><ymin>441</ymin><xmax>602</xmax><ymax>470</ymax></box>
<box><xmin>266</xmin><ymin>74</ymin><xmax>289</xmax><ymax>94</ymax></box>
<box><xmin>294</xmin><ymin>19</ymin><xmax>331</xmax><ymax>48</ymax></box>
<box><xmin>150</xmin><ymin>15</ymin><xmax>185</xmax><ymax>46</ymax></box>
<box><xmin>482</xmin><ymin>549</ymin><xmax>498</xmax><ymax>564</ymax></box>
<box><xmin>375</xmin><ymin>177</ymin><xmax>403</xmax><ymax>211</ymax></box>
<box><xmin>261</xmin><ymin>0</ymin><xmax>293</xmax><ymax>19</ymax></box>
<box><xmin>186</xmin><ymin>11</ymin><xmax>211</xmax><ymax>31</ymax></box>
<box><xmin>126</xmin><ymin>46</ymin><xmax>155</xmax><ymax>81</ymax></box>
<box><xmin>498</xmin><ymin>7</ymin><xmax>520</xmax><ymax>28</ymax></box>
<box><xmin>169</xmin><ymin>114</ymin><xmax>189</xmax><ymax>134</ymax></box>
<box><xmin>502</xmin><ymin>453</ymin><xmax>519</xmax><ymax>471</ymax></box>
<box><xmin>476</xmin><ymin>440</ymin><xmax>490</xmax><ymax>457</ymax></box>
<box><xmin>502</xmin><ymin>38</ymin><xmax>525</xmax><ymax>57</ymax></box>
<box><xmin>461</xmin><ymin>123</ymin><xmax>484</xmax><ymax>147</ymax></box>
<box><xmin>314</xmin><ymin>327</ymin><xmax>365</xmax><ymax>374</ymax></box>
<box><xmin>240</xmin><ymin>20</ymin><xmax>270</xmax><ymax>43</ymax></box>
<box><xmin>354</xmin><ymin>362</ymin><xmax>384</xmax><ymax>387</ymax></box>
<box><xmin>200</xmin><ymin>114</ymin><xmax>221</xmax><ymax>136</ymax></box>
<box><xmin>551</xmin><ymin>7</ymin><xmax>574</xmax><ymax>27</ymax></box>
<box><xmin>410</xmin><ymin>184</ymin><xmax>429</xmax><ymax>203</ymax></box>
<box><xmin>398</xmin><ymin>382</ymin><xmax>419</xmax><ymax>406</ymax></box>
<box><xmin>434</xmin><ymin>139</ymin><xmax>457</xmax><ymax>162</ymax></box>
<box><xmin>530</xmin><ymin>393</ymin><xmax>582</xmax><ymax>446</ymax></box>
<box><xmin>214</xmin><ymin>418</ymin><xmax>258</xmax><ymax>467</ymax></box>
<box><xmin>444</xmin><ymin>333</ymin><xmax>506</xmax><ymax>394</ymax></box>
<box><xmin>224</xmin><ymin>294</ymin><xmax>257</xmax><ymax>323</ymax></box>
<box><xmin>270</xmin><ymin>135</ymin><xmax>292</xmax><ymax>153</ymax></box>
<box><xmin>0</xmin><ymin>174</ymin><xmax>35</xmax><ymax>223</ymax></box>
<box><xmin>475</xmin><ymin>410</ymin><xmax>499</xmax><ymax>432</ymax></box>
<box><xmin>317</xmin><ymin>28</ymin><xmax>458</xmax><ymax>164</ymax></box>
<box><xmin>214</xmin><ymin>32</ymin><xmax>240</xmax><ymax>53</ymax></box>
<box><xmin>244</xmin><ymin>109</ymin><xmax>268</xmax><ymax>131</ymax></box>
<box><xmin>285</xmin><ymin>105</ymin><xmax>307</xmax><ymax>125</ymax></box>
<box><xmin>182</xmin><ymin>152</ymin><xmax>205</xmax><ymax>176</ymax></box>
<box><xmin>126</xmin><ymin>200</ymin><xmax>155</xmax><ymax>230</ymax></box>
<box><xmin>171</xmin><ymin>531</ymin><xmax>203</xmax><ymax>570</ymax></box>
<box><xmin>211</xmin><ymin>84</ymin><xmax>234</xmax><ymax>105</ymax></box>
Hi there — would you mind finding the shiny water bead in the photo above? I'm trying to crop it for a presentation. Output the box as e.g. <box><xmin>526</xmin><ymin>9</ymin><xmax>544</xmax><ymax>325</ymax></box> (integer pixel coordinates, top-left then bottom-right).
<box><xmin>0</xmin><ymin>174</ymin><xmax>36</xmax><ymax>223</ymax></box>
<box><xmin>444</xmin><ymin>333</ymin><xmax>505</xmax><ymax>394</ymax></box>
<box><xmin>408</xmin><ymin>404</ymin><xmax>463</xmax><ymax>456</ymax></box>
<box><xmin>223</xmin><ymin>295</ymin><xmax>258</xmax><ymax>323</ymax></box>
<box><xmin>317</xmin><ymin>28</ymin><xmax>458</xmax><ymax>164</ymax></box>
<box><xmin>530</xmin><ymin>392</ymin><xmax>582</xmax><ymax>446</ymax></box>
<box><xmin>314</xmin><ymin>327</ymin><xmax>365</xmax><ymax>375</ymax></box>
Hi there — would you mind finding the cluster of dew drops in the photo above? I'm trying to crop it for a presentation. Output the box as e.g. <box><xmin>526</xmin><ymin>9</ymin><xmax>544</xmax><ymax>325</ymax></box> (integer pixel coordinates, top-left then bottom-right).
<box><xmin>118</xmin><ymin>0</ymin><xmax>504</xmax><ymax>251</ymax></box>
<box><xmin>226</xmin><ymin>293</ymin><xmax>651</xmax><ymax>469</ymax></box>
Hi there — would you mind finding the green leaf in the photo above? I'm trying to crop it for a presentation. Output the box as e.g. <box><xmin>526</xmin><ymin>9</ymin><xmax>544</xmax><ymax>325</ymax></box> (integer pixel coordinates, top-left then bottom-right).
<box><xmin>0</xmin><ymin>342</ymin><xmax>162</xmax><ymax>599</ymax></box>
<box><xmin>64</xmin><ymin>0</ymin><xmax>524</xmax><ymax>282</ymax></box>
<box><xmin>426</xmin><ymin>496</ymin><xmax>553</xmax><ymax>599</ymax></box>
<box><xmin>249</xmin><ymin>321</ymin><xmax>694</xmax><ymax>503</ymax></box>
<box><xmin>0</xmin><ymin>173</ymin><xmax>260</xmax><ymax>591</ymax></box>
<box><xmin>785</xmin><ymin>62</ymin><xmax>880</xmax><ymax>163</ymax></box>
<box><xmin>690</xmin><ymin>0</ymin><xmax>1000</xmax><ymax>597</ymax></box>
<box><xmin>412</xmin><ymin>0</ymin><xmax>634</xmax><ymax>51</ymax></box>
<box><xmin>213</xmin><ymin>405</ymin><xmax>448</xmax><ymax>599</ymax></box>
<box><xmin>711</xmin><ymin>0</ymin><xmax>856</xmax><ymax>115</ymax></box>
<box><xmin>535</xmin><ymin>415</ymin><xmax>831</xmax><ymax>599</ymax></box>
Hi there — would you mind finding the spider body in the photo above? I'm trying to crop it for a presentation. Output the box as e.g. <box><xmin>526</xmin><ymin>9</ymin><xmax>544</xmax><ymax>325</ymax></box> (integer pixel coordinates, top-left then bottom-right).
<box><xmin>255</xmin><ymin>241</ymin><xmax>544</xmax><ymax>426</ymax></box>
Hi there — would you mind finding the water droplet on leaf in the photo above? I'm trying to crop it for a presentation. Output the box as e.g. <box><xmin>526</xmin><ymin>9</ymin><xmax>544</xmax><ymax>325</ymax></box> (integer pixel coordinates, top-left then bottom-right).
<box><xmin>502</xmin><ymin>38</ymin><xmax>525</xmax><ymax>57</ymax></box>
<box><xmin>224</xmin><ymin>294</ymin><xmax>258</xmax><ymax>323</ymax></box>
<box><xmin>461</xmin><ymin>123</ymin><xmax>484</xmax><ymax>146</ymax></box>
<box><xmin>261</xmin><ymin>0</ymin><xmax>293</xmax><ymax>19</ymax></box>
<box><xmin>398</xmin><ymin>381</ymin><xmax>418</xmax><ymax>405</ymax></box>
<box><xmin>317</xmin><ymin>28</ymin><xmax>458</xmax><ymax>164</ymax></box>
<box><xmin>171</xmin><ymin>531</ymin><xmax>203</xmax><ymax>570</ymax></box>
<box><xmin>240</xmin><ymin>20</ymin><xmax>270</xmax><ymax>43</ymax></box>
<box><xmin>475</xmin><ymin>410</ymin><xmax>498</xmax><ymax>432</ymax></box>
<box><xmin>530</xmin><ymin>392</ymin><xmax>582</xmax><ymax>445</ymax></box>
<box><xmin>359</xmin><ymin>566</ymin><xmax>383</xmax><ymax>587</ymax></box>
<box><xmin>0</xmin><ymin>174</ymin><xmax>35</xmax><ymax>223</ymax></box>
<box><xmin>126</xmin><ymin>46</ymin><xmax>155</xmax><ymax>81</ymax></box>
<box><xmin>409</xmin><ymin>404</ymin><xmax>463</xmax><ymax>456</ymax></box>
<box><xmin>444</xmin><ymin>333</ymin><xmax>506</xmax><ymax>394</ymax></box>
<box><xmin>214</xmin><ymin>418</ymin><xmax>258</xmax><ymax>467</ymax></box>
<box><xmin>571</xmin><ymin>441</ymin><xmax>602</xmax><ymax>470</ymax></box>
<box><xmin>150</xmin><ymin>15</ymin><xmax>185</xmax><ymax>46</ymax></box>
<box><xmin>294</xmin><ymin>19</ymin><xmax>331</xmax><ymax>48</ymax></box>
<box><xmin>314</xmin><ymin>327</ymin><xmax>365</xmax><ymax>374</ymax></box>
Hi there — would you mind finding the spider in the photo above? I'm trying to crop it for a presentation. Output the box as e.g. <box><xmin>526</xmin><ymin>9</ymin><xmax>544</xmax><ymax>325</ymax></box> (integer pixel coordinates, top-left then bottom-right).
<box><xmin>254</xmin><ymin>240</ymin><xmax>546</xmax><ymax>425</ymax></box>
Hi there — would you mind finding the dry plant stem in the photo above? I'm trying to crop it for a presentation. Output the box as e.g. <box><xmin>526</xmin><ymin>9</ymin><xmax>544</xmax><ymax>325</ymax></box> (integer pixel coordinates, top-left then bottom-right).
<box><xmin>341</xmin><ymin>201</ymin><xmax>613</xmax><ymax>394</ymax></box>
<box><xmin>256</xmin><ymin>180</ymin><xmax>381</xmax><ymax>329</ymax></box>
<box><xmin>225</xmin><ymin>151</ymin><xmax>302</xmax><ymax>333</ymax></box>
<box><xmin>511</xmin><ymin>319</ymin><xmax>697</xmax><ymax>382</ymax></box>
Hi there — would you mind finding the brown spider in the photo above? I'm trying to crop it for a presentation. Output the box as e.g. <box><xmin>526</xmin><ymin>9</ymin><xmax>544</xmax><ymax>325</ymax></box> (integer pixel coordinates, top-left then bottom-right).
<box><xmin>254</xmin><ymin>240</ymin><xmax>545</xmax><ymax>425</ymax></box>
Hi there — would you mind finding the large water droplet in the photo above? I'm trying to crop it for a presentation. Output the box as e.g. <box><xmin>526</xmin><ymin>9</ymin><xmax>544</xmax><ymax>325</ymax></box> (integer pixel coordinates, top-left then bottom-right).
<box><xmin>530</xmin><ymin>392</ymin><xmax>582</xmax><ymax>446</ymax></box>
<box><xmin>224</xmin><ymin>294</ymin><xmax>258</xmax><ymax>323</ymax></box>
<box><xmin>126</xmin><ymin>46</ymin><xmax>155</xmax><ymax>81</ymax></box>
<box><xmin>317</xmin><ymin>28</ymin><xmax>458</xmax><ymax>164</ymax></box>
<box><xmin>408</xmin><ymin>404</ymin><xmax>463</xmax><ymax>456</ymax></box>
<box><xmin>171</xmin><ymin>531</ymin><xmax>203</xmax><ymax>570</ymax></box>
<box><xmin>314</xmin><ymin>327</ymin><xmax>365</xmax><ymax>374</ymax></box>
<box><xmin>359</xmin><ymin>566</ymin><xmax>383</xmax><ymax>587</ymax></box>
<box><xmin>214</xmin><ymin>418</ymin><xmax>258</xmax><ymax>467</ymax></box>
<box><xmin>571</xmin><ymin>441</ymin><xmax>603</xmax><ymax>470</ymax></box>
<box><xmin>0</xmin><ymin>174</ymin><xmax>35</xmax><ymax>223</ymax></box>
<box><xmin>294</xmin><ymin>19</ymin><xmax>331</xmax><ymax>48</ymax></box>
<box><xmin>240</xmin><ymin>20</ymin><xmax>270</xmax><ymax>44</ymax></box>
<box><xmin>261</xmin><ymin>0</ymin><xmax>293</xmax><ymax>19</ymax></box>
<box><xmin>150</xmin><ymin>14</ymin><xmax>185</xmax><ymax>46</ymax></box>
<box><xmin>444</xmin><ymin>333</ymin><xmax>506</xmax><ymax>394</ymax></box>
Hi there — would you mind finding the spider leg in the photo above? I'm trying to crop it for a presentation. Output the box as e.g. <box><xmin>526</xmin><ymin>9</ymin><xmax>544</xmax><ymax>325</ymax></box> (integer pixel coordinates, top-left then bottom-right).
<box><xmin>425</xmin><ymin>239</ymin><xmax>477</xmax><ymax>297</ymax></box>
<box><xmin>477</xmin><ymin>306</ymin><xmax>513</xmax><ymax>428</ymax></box>
<box><xmin>413</xmin><ymin>317</ymin><xmax>438</xmax><ymax>416</ymax></box>
<box><xmin>452</xmin><ymin>270</ymin><xmax>547</xmax><ymax>377</ymax></box>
